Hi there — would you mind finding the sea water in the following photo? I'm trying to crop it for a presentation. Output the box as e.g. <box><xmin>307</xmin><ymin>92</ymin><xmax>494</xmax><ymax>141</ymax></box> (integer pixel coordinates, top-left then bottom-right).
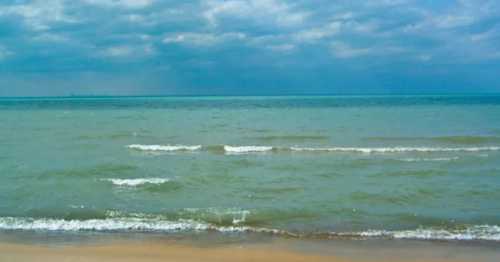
<box><xmin>1</xmin><ymin>95</ymin><xmax>500</xmax><ymax>241</ymax></box>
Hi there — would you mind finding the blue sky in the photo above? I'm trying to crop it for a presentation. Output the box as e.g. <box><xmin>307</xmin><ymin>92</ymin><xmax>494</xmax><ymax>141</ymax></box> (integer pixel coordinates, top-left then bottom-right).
<box><xmin>0</xmin><ymin>0</ymin><xmax>499</xmax><ymax>96</ymax></box>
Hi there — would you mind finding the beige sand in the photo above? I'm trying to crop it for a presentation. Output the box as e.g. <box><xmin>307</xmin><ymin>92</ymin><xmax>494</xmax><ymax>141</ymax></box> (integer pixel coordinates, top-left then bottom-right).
<box><xmin>0</xmin><ymin>242</ymin><xmax>342</xmax><ymax>262</ymax></box>
<box><xmin>0</xmin><ymin>241</ymin><xmax>471</xmax><ymax>262</ymax></box>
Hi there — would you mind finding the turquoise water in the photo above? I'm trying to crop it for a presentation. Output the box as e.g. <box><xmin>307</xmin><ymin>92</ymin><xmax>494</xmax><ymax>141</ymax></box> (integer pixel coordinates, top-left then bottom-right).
<box><xmin>1</xmin><ymin>95</ymin><xmax>500</xmax><ymax>241</ymax></box>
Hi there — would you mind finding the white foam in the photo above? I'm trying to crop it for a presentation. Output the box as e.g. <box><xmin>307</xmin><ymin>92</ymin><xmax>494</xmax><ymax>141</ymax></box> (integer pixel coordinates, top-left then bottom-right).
<box><xmin>127</xmin><ymin>144</ymin><xmax>202</xmax><ymax>152</ymax></box>
<box><xmin>224</xmin><ymin>145</ymin><xmax>274</xmax><ymax>154</ymax></box>
<box><xmin>181</xmin><ymin>208</ymin><xmax>250</xmax><ymax>225</ymax></box>
<box><xmin>127</xmin><ymin>144</ymin><xmax>500</xmax><ymax>154</ymax></box>
<box><xmin>0</xmin><ymin>217</ymin><xmax>209</xmax><ymax>232</ymax></box>
<box><xmin>399</xmin><ymin>157</ymin><xmax>460</xmax><ymax>162</ymax></box>
<box><xmin>103</xmin><ymin>178</ymin><xmax>170</xmax><ymax>186</ymax></box>
<box><xmin>290</xmin><ymin>146</ymin><xmax>500</xmax><ymax>153</ymax></box>
<box><xmin>0</xmin><ymin>217</ymin><xmax>283</xmax><ymax>235</ymax></box>
<box><xmin>1</xmin><ymin>217</ymin><xmax>499</xmax><ymax>241</ymax></box>
<box><xmin>337</xmin><ymin>225</ymin><xmax>500</xmax><ymax>241</ymax></box>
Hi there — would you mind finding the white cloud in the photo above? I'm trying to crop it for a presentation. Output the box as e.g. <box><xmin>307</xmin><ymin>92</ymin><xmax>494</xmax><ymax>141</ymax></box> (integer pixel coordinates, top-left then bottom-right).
<box><xmin>469</xmin><ymin>27</ymin><xmax>499</xmax><ymax>43</ymax></box>
<box><xmin>292</xmin><ymin>17</ymin><xmax>382</xmax><ymax>45</ymax></box>
<box><xmin>417</xmin><ymin>54</ymin><xmax>432</xmax><ymax>62</ymax></box>
<box><xmin>0</xmin><ymin>0</ymin><xmax>76</xmax><ymax>31</ymax></box>
<box><xmin>163</xmin><ymin>32</ymin><xmax>246</xmax><ymax>46</ymax></box>
<box><xmin>101</xmin><ymin>44</ymin><xmax>154</xmax><ymax>58</ymax></box>
<box><xmin>293</xmin><ymin>21</ymin><xmax>341</xmax><ymax>43</ymax></box>
<box><xmin>84</xmin><ymin>0</ymin><xmax>154</xmax><ymax>9</ymax></box>
<box><xmin>105</xmin><ymin>46</ymin><xmax>133</xmax><ymax>57</ymax></box>
<box><xmin>330</xmin><ymin>41</ymin><xmax>404</xmax><ymax>58</ymax></box>
<box><xmin>434</xmin><ymin>14</ymin><xmax>475</xmax><ymax>29</ymax></box>
<box><xmin>202</xmin><ymin>0</ymin><xmax>308</xmax><ymax>27</ymax></box>
<box><xmin>266</xmin><ymin>43</ymin><xmax>295</xmax><ymax>52</ymax></box>
<box><xmin>330</xmin><ymin>42</ymin><xmax>372</xmax><ymax>58</ymax></box>
<box><xmin>125</xmin><ymin>14</ymin><xmax>146</xmax><ymax>23</ymax></box>
<box><xmin>32</xmin><ymin>33</ymin><xmax>70</xmax><ymax>43</ymax></box>
<box><xmin>0</xmin><ymin>46</ymin><xmax>13</xmax><ymax>60</ymax></box>
<box><xmin>365</xmin><ymin>0</ymin><xmax>409</xmax><ymax>8</ymax></box>
<box><xmin>351</xmin><ymin>20</ymin><xmax>380</xmax><ymax>34</ymax></box>
<box><xmin>403</xmin><ymin>0</ymin><xmax>496</xmax><ymax>34</ymax></box>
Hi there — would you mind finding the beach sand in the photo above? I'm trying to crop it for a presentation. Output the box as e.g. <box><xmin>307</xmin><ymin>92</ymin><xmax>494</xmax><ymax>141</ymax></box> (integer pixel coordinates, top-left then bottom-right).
<box><xmin>0</xmin><ymin>242</ymin><xmax>342</xmax><ymax>262</ymax></box>
<box><xmin>1</xmin><ymin>235</ymin><xmax>499</xmax><ymax>262</ymax></box>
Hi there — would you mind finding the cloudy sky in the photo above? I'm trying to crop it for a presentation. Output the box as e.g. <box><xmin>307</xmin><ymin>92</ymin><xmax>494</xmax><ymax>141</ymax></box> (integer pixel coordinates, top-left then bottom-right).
<box><xmin>0</xmin><ymin>0</ymin><xmax>499</xmax><ymax>96</ymax></box>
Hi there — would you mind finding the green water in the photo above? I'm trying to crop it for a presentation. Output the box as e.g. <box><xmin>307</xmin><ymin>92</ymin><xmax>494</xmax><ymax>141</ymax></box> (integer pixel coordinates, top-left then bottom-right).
<box><xmin>1</xmin><ymin>96</ymin><xmax>500</xmax><ymax>241</ymax></box>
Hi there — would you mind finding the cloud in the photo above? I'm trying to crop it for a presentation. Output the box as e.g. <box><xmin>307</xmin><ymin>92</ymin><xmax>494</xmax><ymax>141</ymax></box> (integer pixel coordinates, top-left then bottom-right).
<box><xmin>31</xmin><ymin>33</ymin><xmax>70</xmax><ymax>43</ymax></box>
<box><xmin>330</xmin><ymin>41</ymin><xmax>404</xmax><ymax>59</ymax></box>
<box><xmin>417</xmin><ymin>54</ymin><xmax>432</xmax><ymax>62</ymax></box>
<box><xmin>83</xmin><ymin>0</ymin><xmax>154</xmax><ymax>9</ymax></box>
<box><xmin>293</xmin><ymin>21</ymin><xmax>341</xmax><ymax>43</ymax></box>
<box><xmin>202</xmin><ymin>0</ymin><xmax>309</xmax><ymax>27</ymax></box>
<box><xmin>1</xmin><ymin>0</ymin><xmax>500</xmax><ymax>95</ymax></box>
<box><xmin>265</xmin><ymin>43</ymin><xmax>295</xmax><ymax>52</ymax></box>
<box><xmin>330</xmin><ymin>42</ymin><xmax>372</xmax><ymax>58</ymax></box>
<box><xmin>163</xmin><ymin>32</ymin><xmax>246</xmax><ymax>47</ymax></box>
<box><xmin>0</xmin><ymin>0</ymin><xmax>77</xmax><ymax>31</ymax></box>
<box><xmin>100</xmin><ymin>44</ymin><xmax>154</xmax><ymax>58</ymax></box>
<box><xmin>0</xmin><ymin>46</ymin><xmax>13</xmax><ymax>60</ymax></box>
<box><xmin>435</xmin><ymin>14</ymin><xmax>475</xmax><ymax>29</ymax></box>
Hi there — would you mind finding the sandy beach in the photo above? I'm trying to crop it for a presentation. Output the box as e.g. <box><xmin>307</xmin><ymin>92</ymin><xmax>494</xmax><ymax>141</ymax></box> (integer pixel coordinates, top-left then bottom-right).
<box><xmin>1</xmin><ymin>233</ymin><xmax>499</xmax><ymax>262</ymax></box>
<box><xmin>0</xmin><ymin>242</ymin><xmax>340</xmax><ymax>262</ymax></box>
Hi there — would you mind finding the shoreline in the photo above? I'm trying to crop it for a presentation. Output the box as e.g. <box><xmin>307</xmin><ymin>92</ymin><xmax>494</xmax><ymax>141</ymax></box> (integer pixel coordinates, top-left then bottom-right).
<box><xmin>1</xmin><ymin>231</ymin><xmax>499</xmax><ymax>262</ymax></box>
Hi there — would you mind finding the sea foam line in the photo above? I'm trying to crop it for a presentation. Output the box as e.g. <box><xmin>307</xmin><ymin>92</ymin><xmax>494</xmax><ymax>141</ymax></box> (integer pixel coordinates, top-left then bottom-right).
<box><xmin>289</xmin><ymin>146</ymin><xmax>500</xmax><ymax>153</ymax></box>
<box><xmin>399</xmin><ymin>157</ymin><xmax>460</xmax><ymax>162</ymax></box>
<box><xmin>0</xmin><ymin>217</ymin><xmax>499</xmax><ymax>241</ymax></box>
<box><xmin>0</xmin><ymin>217</ymin><xmax>209</xmax><ymax>232</ymax></box>
<box><xmin>334</xmin><ymin>225</ymin><xmax>500</xmax><ymax>241</ymax></box>
<box><xmin>126</xmin><ymin>144</ymin><xmax>500</xmax><ymax>154</ymax></box>
<box><xmin>102</xmin><ymin>178</ymin><xmax>170</xmax><ymax>186</ymax></box>
<box><xmin>223</xmin><ymin>145</ymin><xmax>274</xmax><ymax>154</ymax></box>
<box><xmin>0</xmin><ymin>217</ymin><xmax>284</xmax><ymax>235</ymax></box>
<box><xmin>127</xmin><ymin>144</ymin><xmax>202</xmax><ymax>152</ymax></box>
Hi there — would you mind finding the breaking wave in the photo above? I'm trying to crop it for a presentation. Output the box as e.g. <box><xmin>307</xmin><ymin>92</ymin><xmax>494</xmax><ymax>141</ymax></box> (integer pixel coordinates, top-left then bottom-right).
<box><xmin>127</xmin><ymin>144</ymin><xmax>500</xmax><ymax>154</ymax></box>
<box><xmin>398</xmin><ymin>157</ymin><xmax>460</xmax><ymax>162</ymax></box>
<box><xmin>0</xmin><ymin>216</ymin><xmax>499</xmax><ymax>241</ymax></box>
<box><xmin>289</xmin><ymin>146</ymin><xmax>500</xmax><ymax>153</ymax></box>
<box><xmin>0</xmin><ymin>216</ymin><xmax>284</xmax><ymax>235</ymax></box>
<box><xmin>333</xmin><ymin>225</ymin><xmax>500</xmax><ymax>241</ymax></box>
<box><xmin>223</xmin><ymin>145</ymin><xmax>274</xmax><ymax>154</ymax></box>
<box><xmin>127</xmin><ymin>144</ymin><xmax>202</xmax><ymax>152</ymax></box>
<box><xmin>102</xmin><ymin>178</ymin><xmax>171</xmax><ymax>186</ymax></box>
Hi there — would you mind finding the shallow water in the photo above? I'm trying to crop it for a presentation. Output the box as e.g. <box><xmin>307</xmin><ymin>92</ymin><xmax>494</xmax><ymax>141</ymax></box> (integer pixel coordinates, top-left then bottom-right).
<box><xmin>1</xmin><ymin>95</ymin><xmax>500</xmax><ymax>241</ymax></box>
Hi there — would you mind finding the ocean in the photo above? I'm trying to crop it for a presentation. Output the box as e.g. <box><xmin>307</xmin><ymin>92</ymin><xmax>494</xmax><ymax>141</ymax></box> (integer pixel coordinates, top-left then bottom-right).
<box><xmin>1</xmin><ymin>95</ymin><xmax>500</xmax><ymax>241</ymax></box>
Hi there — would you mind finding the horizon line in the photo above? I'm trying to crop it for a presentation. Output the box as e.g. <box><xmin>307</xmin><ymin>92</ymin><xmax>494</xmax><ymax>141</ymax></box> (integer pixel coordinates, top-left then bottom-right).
<box><xmin>2</xmin><ymin>92</ymin><xmax>500</xmax><ymax>99</ymax></box>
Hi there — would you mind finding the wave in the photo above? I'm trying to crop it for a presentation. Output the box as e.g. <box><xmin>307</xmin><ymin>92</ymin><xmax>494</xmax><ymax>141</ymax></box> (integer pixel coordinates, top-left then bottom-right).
<box><xmin>399</xmin><ymin>157</ymin><xmax>460</xmax><ymax>162</ymax></box>
<box><xmin>0</xmin><ymin>217</ymin><xmax>283</xmax><ymax>235</ymax></box>
<box><xmin>0</xmin><ymin>217</ymin><xmax>210</xmax><ymax>232</ymax></box>
<box><xmin>178</xmin><ymin>208</ymin><xmax>251</xmax><ymax>225</ymax></box>
<box><xmin>127</xmin><ymin>144</ymin><xmax>202</xmax><ymax>152</ymax></box>
<box><xmin>289</xmin><ymin>146</ymin><xmax>500</xmax><ymax>153</ymax></box>
<box><xmin>334</xmin><ymin>225</ymin><xmax>500</xmax><ymax>241</ymax></box>
<box><xmin>1</xmin><ymin>217</ymin><xmax>499</xmax><ymax>241</ymax></box>
<box><xmin>223</xmin><ymin>145</ymin><xmax>500</xmax><ymax>154</ymax></box>
<box><xmin>102</xmin><ymin>178</ymin><xmax>170</xmax><ymax>186</ymax></box>
<box><xmin>223</xmin><ymin>145</ymin><xmax>274</xmax><ymax>154</ymax></box>
<box><xmin>126</xmin><ymin>144</ymin><xmax>500</xmax><ymax>154</ymax></box>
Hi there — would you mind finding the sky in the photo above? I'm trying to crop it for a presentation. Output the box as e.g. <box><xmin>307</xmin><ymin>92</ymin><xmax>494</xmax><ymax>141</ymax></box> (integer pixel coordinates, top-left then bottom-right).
<box><xmin>0</xmin><ymin>0</ymin><xmax>500</xmax><ymax>96</ymax></box>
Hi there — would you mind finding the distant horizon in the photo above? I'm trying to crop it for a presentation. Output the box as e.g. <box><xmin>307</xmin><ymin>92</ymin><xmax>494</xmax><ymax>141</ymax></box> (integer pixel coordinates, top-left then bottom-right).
<box><xmin>2</xmin><ymin>92</ymin><xmax>500</xmax><ymax>99</ymax></box>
